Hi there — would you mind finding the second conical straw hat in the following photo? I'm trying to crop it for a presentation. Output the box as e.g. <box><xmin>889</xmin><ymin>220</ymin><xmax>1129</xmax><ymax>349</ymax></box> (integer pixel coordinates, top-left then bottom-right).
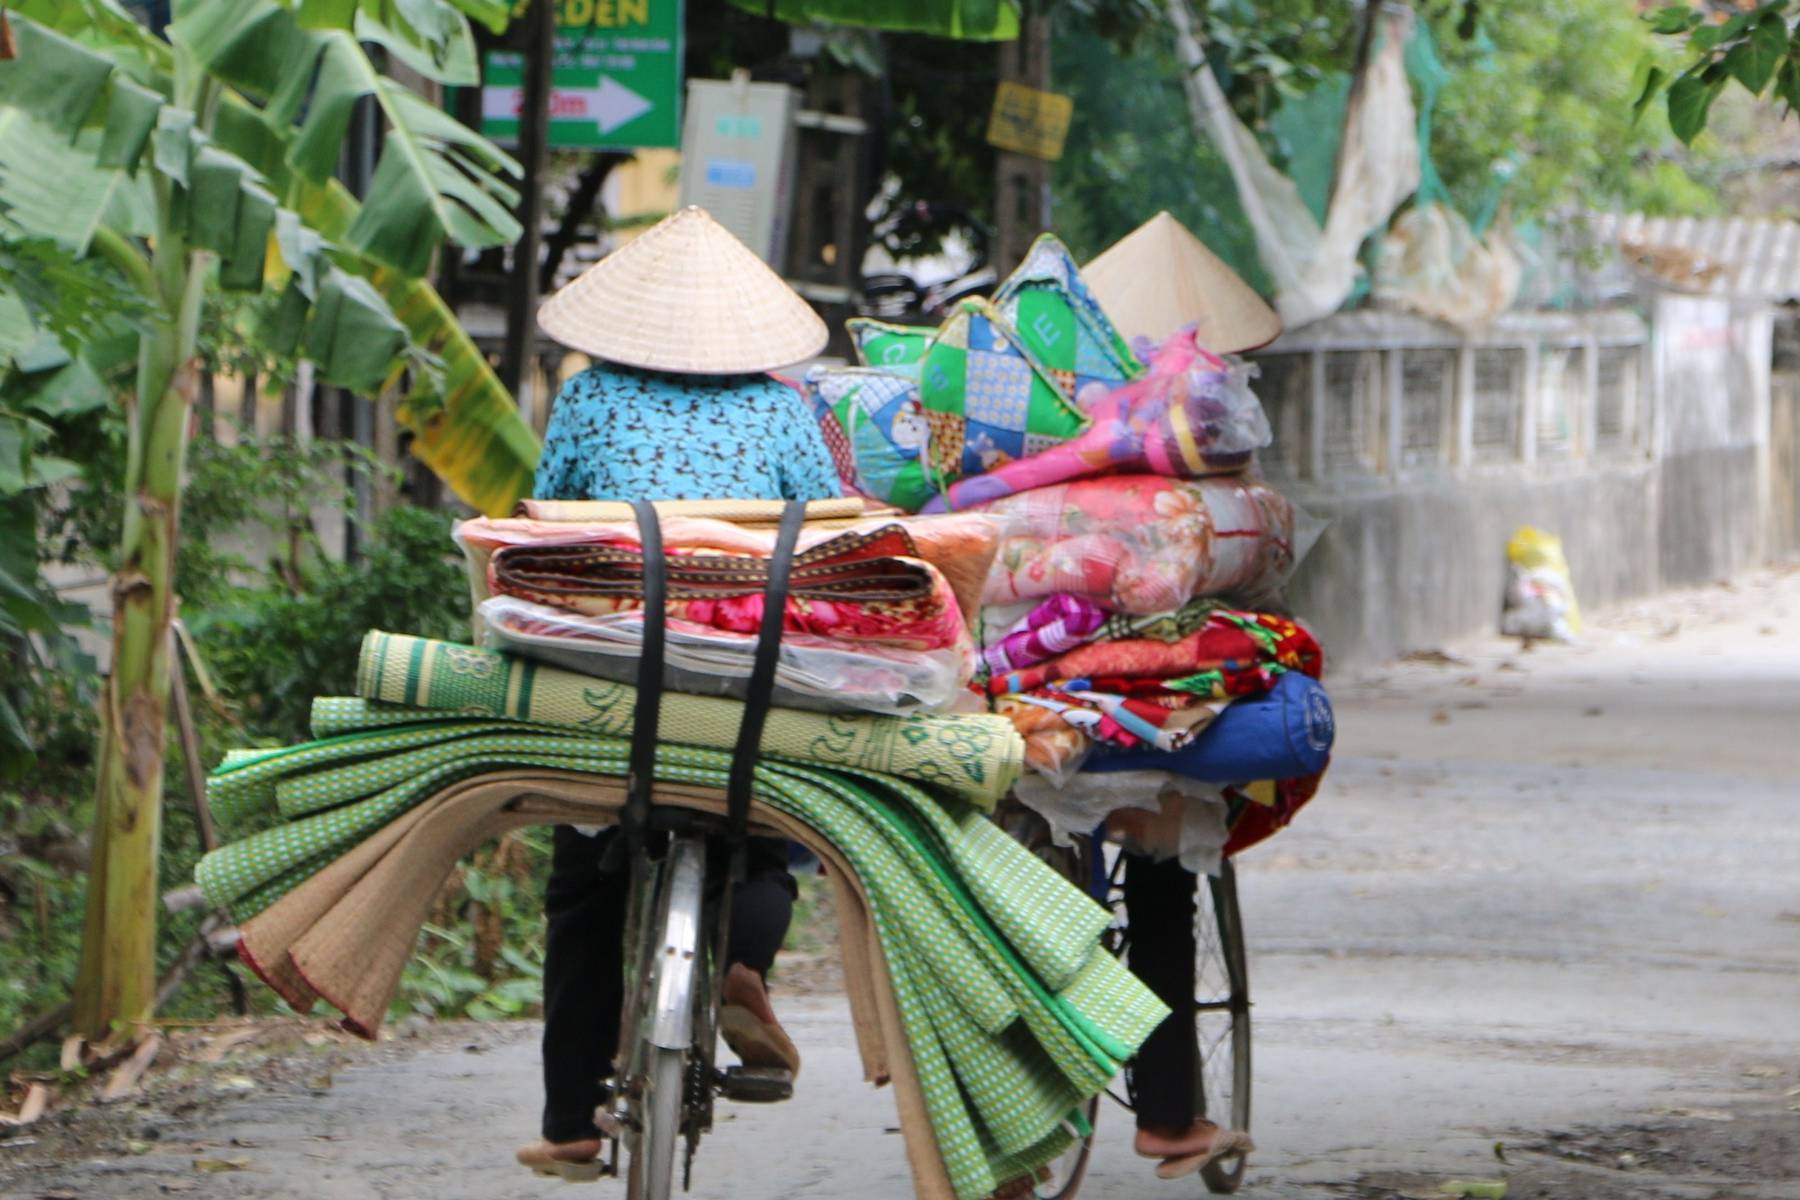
<box><xmin>1082</xmin><ymin>211</ymin><xmax>1282</xmax><ymax>354</ymax></box>
<box><xmin>538</xmin><ymin>206</ymin><xmax>828</xmax><ymax>375</ymax></box>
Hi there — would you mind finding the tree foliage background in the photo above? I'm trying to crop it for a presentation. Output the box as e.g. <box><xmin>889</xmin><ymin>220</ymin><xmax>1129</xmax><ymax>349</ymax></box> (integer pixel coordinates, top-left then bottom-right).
<box><xmin>1049</xmin><ymin>0</ymin><xmax>1713</xmax><ymax>272</ymax></box>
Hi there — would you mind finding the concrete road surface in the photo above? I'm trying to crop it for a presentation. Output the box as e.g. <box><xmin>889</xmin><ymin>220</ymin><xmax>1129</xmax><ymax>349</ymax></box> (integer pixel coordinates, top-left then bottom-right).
<box><xmin>6</xmin><ymin>568</ymin><xmax>1799</xmax><ymax>1199</ymax></box>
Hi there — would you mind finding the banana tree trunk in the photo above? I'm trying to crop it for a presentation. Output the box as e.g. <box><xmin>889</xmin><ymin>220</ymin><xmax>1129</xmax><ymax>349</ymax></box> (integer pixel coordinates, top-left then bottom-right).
<box><xmin>73</xmin><ymin>178</ymin><xmax>207</xmax><ymax>1043</ymax></box>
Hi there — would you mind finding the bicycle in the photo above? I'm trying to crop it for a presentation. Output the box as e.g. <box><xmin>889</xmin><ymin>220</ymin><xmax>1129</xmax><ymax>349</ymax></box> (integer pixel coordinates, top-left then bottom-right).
<box><xmin>592</xmin><ymin>501</ymin><xmax>808</xmax><ymax>1200</ymax></box>
<box><xmin>996</xmin><ymin>800</ymin><xmax>1254</xmax><ymax>1199</ymax></box>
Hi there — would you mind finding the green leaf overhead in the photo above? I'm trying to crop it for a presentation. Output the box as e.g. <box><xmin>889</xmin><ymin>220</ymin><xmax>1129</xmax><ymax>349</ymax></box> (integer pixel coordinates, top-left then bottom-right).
<box><xmin>287</xmin><ymin>176</ymin><xmax>539</xmax><ymax>516</ymax></box>
<box><xmin>96</xmin><ymin>77</ymin><xmax>163</xmax><ymax>170</ymax></box>
<box><xmin>0</xmin><ymin>293</ymin><xmax>35</xmax><ymax>367</ymax></box>
<box><xmin>0</xmin><ymin>17</ymin><xmax>114</xmax><ymax>135</ymax></box>
<box><xmin>1667</xmin><ymin>68</ymin><xmax>1724</xmax><ymax>142</ymax></box>
<box><xmin>303</xmin><ymin>268</ymin><xmax>410</xmax><ymax>390</ymax></box>
<box><xmin>355</xmin><ymin>3</ymin><xmax>480</xmax><ymax>85</ymax></box>
<box><xmin>1722</xmin><ymin>12</ymin><xmax>1789</xmax><ymax>94</ymax></box>
<box><xmin>1633</xmin><ymin>63</ymin><xmax>1669</xmax><ymax>122</ymax></box>
<box><xmin>290</xmin><ymin>0</ymin><xmax>490</xmax><ymax>80</ymax></box>
<box><xmin>725</xmin><ymin>0</ymin><xmax>1021</xmax><ymax>39</ymax></box>
<box><xmin>0</xmin><ymin>3</ymin><xmax>537</xmax><ymax>517</ymax></box>
<box><xmin>302</xmin><ymin>29</ymin><xmax>520</xmax><ymax>272</ymax></box>
<box><xmin>1648</xmin><ymin>5</ymin><xmax>1701</xmax><ymax>36</ymax></box>
<box><xmin>1779</xmin><ymin>56</ymin><xmax>1800</xmax><ymax>112</ymax></box>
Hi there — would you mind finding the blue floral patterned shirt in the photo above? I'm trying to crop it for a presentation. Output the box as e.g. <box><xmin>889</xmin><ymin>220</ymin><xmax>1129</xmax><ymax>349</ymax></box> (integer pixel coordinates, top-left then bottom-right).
<box><xmin>532</xmin><ymin>364</ymin><xmax>844</xmax><ymax>503</ymax></box>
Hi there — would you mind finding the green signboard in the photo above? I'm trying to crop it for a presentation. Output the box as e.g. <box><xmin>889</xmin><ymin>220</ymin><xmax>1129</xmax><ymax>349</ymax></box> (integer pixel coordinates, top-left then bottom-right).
<box><xmin>482</xmin><ymin>0</ymin><xmax>684</xmax><ymax>150</ymax></box>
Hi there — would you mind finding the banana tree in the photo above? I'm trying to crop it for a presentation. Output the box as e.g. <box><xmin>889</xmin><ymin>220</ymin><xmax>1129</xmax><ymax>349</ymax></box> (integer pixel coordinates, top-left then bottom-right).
<box><xmin>0</xmin><ymin>0</ymin><xmax>533</xmax><ymax>1043</ymax></box>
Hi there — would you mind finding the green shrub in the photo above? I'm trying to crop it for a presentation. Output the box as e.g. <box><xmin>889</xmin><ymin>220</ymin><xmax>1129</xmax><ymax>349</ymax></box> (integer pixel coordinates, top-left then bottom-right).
<box><xmin>190</xmin><ymin>504</ymin><xmax>471</xmax><ymax>745</ymax></box>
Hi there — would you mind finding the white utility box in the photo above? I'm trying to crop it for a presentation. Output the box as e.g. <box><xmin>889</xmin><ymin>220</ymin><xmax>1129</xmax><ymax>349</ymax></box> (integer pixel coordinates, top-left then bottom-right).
<box><xmin>676</xmin><ymin>75</ymin><xmax>800</xmax><ymax>268</ymax></box>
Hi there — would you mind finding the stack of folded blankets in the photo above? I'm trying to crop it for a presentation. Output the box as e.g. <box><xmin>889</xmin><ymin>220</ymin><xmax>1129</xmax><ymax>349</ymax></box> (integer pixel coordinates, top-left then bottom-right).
<box><xmin>194</xmin><ymin>499</ymin><xmax>1171</xmax><ymax>1200</ymax></box>
<box><xmin>807</xmin><ymin>233</ymin><xmax>1337</xmax><ymax>868</ymax></box>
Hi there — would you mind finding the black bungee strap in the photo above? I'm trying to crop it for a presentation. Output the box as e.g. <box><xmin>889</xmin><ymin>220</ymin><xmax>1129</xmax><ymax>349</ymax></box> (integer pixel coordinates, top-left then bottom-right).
<box><xmin>622</xmin><ymin>499</ymin><xmax>668</xmax><ymax>848</ymax></box>
<box><xmin>724</xmin><ymin>500</ymin><xmax>806</xmax><ymax>850</ymax></box>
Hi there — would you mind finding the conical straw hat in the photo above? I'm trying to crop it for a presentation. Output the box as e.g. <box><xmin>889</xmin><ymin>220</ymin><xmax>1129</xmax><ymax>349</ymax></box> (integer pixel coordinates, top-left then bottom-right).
<box><xmin>1082</xmin><ymin>211</ymin><xmax>1282</xmax><ymax>354</ymax></box>
<box><xmin>538</xmin><ymin>206</ymin><xmax>828</xmax><ymax>374</ymax></box>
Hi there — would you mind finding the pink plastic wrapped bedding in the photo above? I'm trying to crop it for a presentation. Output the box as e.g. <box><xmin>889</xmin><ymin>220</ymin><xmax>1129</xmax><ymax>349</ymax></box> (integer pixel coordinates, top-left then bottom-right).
<box><xmin>975</xmin><ymin>475</ymin><xmax>1295</xmax><ymax>615</ymax></box>
<box><xmin>921</xmin><ymin>332</ymin><xmax>1271</xmax><ymax>512</ymax></box>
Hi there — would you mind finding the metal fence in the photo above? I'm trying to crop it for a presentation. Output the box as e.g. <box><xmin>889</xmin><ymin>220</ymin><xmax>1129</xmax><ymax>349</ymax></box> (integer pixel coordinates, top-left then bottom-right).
<box><xmin>1251</xmin><ymin>309</ymin><xmax>1650</xmax><ymax>483</ymax></box>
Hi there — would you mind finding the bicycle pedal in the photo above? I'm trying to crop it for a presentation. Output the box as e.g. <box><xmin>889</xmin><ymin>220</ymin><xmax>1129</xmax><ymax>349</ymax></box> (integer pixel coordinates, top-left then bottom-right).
<box><xmin>719</xmin><ymin>1065</ymin><xmax>794</xmax><ymax>1103</ymax></box>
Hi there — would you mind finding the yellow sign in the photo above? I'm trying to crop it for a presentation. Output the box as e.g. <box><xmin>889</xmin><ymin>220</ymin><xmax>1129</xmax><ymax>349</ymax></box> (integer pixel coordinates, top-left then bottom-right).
<box><xmin>986</xmin><ymin>81</ymin><xmax>1073</xmax><ymax>161</ymax></box>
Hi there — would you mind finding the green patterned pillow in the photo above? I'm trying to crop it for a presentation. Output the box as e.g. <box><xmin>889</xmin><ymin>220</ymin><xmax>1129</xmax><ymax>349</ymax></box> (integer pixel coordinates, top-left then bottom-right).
<box><xmin>916</xmin><ymin>298</ymin><xmax>1089</xmax><ymax>479</ymax></box>
<box><xmin>993</xmin><ymin>233</ymin><xmax>1143</xmax><ymax>404</ymax></box>
<box><xmin>847</xmin><ymin>317</ymin><xmax>931</xmax><ymax>369</ymax></box>
<box><xmin>805</xmin><ymin>366</ymin><xmax>942</xmax><ymax>512</ymax></box>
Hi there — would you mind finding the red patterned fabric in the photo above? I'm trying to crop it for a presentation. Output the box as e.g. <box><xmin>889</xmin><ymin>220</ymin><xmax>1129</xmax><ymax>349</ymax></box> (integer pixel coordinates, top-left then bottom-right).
<box><xmin>1223</xmin><ymin>770</ymin><xmax>1325</xmax><ymax>856</ymax></box>
<box><xmin>990</xmin><ymin>610</ymin><xmax>1322</xmax><ymax>769</ymax></box>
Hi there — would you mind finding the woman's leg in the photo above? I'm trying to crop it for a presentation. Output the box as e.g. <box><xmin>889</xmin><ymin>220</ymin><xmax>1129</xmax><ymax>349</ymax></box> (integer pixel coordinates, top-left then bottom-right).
<box><xmin>719</xmin><ymin>837</ymin><xmax>802</xmax><ymax>1073</ymax></box>
<box><xmin>725</xmin><ymin>836</ymin><xmax>798</xmax><ymax>974</ymax></box>
<box><xmin>539</xmin><ymin>826</ymin><xmax>629</xmax><ymax>1144</ymax></box>
<box><xmin>1122</xmin><ymin>850</ymin><xmax>1200</xmax><ymax>1133</ymax></box>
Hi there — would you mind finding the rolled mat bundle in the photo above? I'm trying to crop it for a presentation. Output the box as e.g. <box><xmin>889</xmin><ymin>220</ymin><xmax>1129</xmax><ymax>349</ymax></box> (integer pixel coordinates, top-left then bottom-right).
<box><xmin>458</xmin><ymin>512</ymin><xmax>1001</xmax><ymax>640</ymax></box>
<box><xmin>195</xmin><ymin>632</ymin><xmax>1164</xmax><ymax>1200</ymax></box>
<box><xmin>490</xmin><ymin>529</ymin><xmax>938</xmax><ymax>605</ymax></box>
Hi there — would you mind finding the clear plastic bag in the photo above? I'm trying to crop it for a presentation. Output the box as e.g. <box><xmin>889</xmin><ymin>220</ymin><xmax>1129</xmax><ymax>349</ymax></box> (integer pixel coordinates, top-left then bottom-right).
<box><xmin>480</xmin><ymin>595</ymin><xmax>969</xmax><ymax>715</ymax></box>
<box><xmin>1013</xmin><ymin>770</ymin><xmax>1232</xmax><ymax>878</ymax></box>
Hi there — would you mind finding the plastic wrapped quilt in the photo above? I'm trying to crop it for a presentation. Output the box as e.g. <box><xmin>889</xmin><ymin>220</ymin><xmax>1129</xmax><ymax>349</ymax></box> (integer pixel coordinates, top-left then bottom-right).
<box><xmin>482</xmin><ymin>595</ymin><xmax>968</xmax><ymax>714</ymax></box>
<box><xmin>976</xmin><ymin>475</ymin><xmax>1295</xmax><ymax>614</ymax></box>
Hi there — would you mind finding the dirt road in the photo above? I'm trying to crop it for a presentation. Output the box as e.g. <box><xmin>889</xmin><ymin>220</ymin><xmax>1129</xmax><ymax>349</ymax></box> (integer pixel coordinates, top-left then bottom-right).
<box><xmin>5</xmin><ymin>568</ymin><xmax>1799</xmax><ymax>1199</ymax></box>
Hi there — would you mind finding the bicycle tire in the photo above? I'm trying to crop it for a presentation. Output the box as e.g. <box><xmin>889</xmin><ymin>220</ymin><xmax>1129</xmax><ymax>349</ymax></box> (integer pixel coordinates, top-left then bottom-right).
<box><xmin>1197</xmin><ymin>859</ymin><xmax>1251</xmax><ymax>1195</ymax></box>
<box><xmin>627</xmin><ymin>1045</ymin><xmax>686</xmax><ymax>1200</ymax></box>
<box><xmin>1032</xmin><ymin>1094</ymin><xmax>1099</xmax><ymax>1200</ymax></box>
<box><xmin>625</xmin><ymin>837</ymin><xmax>706</xmax><ymax>1200</ymax></box>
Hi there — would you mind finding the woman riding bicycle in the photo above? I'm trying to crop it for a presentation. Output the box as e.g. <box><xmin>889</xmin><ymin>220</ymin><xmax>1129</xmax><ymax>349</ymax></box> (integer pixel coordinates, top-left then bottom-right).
<box><xmin>513</xmin><ymin>207</ymin><xmax>839</xmax><ymax>1179</ymax></box>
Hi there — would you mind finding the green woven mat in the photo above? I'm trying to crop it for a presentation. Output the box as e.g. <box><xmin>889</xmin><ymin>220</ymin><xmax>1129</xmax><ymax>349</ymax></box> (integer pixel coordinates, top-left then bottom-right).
<box><xmin>358</xmin><ymin>631</ymin><xmax>1020</xmax><ymax>809</ymax></box>
<box><xmin>197</xmin><ymin>688</ymin><xmax>1163</xmax><ymax>1199</ymax></box>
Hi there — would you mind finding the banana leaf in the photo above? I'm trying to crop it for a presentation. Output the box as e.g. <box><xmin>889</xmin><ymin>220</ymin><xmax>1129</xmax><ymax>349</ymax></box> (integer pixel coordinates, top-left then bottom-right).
<box><xmin>214</xmin><ymin>97</ymin><xmax>539</xmax><ymax>516</ymax></box>
<box><xmin>0</xmin><ymin>109</ymin><xmax>130</xmax><ymax>255</ymax></box>
<box><xmin>727</xmin><ymin>0</ymin><xmax>1020</xmax><ymax>39</ymax></box>
<box><xmin>1</xmin><ymin>9</ymin><xmax>538</xmax><ymax>513</ymax></box>
<box><xmin>171</xmin><ymin>0</ymin><xmax>521</xmax><ymax>277</ymax></box>
<box><xmin>297</xmin><ymin>176</ymin><xmax>539</xmax><ymax>516</ymax></box>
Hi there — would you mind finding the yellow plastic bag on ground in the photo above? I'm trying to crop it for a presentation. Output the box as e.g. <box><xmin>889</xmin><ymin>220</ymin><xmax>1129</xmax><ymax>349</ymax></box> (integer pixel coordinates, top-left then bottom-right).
<box><xmin>1501</xmin><ymin>526</ymin><xmax>1581</xmax><ymax>642</ymax></box>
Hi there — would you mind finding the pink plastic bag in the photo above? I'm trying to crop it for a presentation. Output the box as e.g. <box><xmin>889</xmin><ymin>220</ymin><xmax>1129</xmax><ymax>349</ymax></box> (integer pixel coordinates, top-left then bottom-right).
<box><xmin>920</xmin><ymin>329</ymin><xmax>1271</xmax><ymax>512</ymax></box>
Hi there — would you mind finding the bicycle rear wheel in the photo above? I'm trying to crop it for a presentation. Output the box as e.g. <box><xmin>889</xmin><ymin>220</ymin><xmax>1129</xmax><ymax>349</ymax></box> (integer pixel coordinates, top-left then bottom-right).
<box><xmin>627</xmin><ymin>1046</ymin><xmax>686</xmax><ymax>1200</ymax></box>
<box><xmin>1196</xmin><ymin>859</ymin><xmax>1251</xmax><ymax>1194</ymax></box>
<box><xmin>623</xmin><ymin>836</ymin><xmax>707</xmax><ymax>1200</ymax></box>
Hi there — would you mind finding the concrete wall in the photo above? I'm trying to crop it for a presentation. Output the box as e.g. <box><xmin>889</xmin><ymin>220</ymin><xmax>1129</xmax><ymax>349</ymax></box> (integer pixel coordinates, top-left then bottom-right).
<box><xmin>1653</xmin><ymin>296</ymin><xmax>1771</xmax><ymax>588</ymax></box>
<box><xmin>1280</xmin><ymin>461</ymin><xmax>1662</xmax><ymax>666</ymax></box>
<box><xmin>1252</xmin><ymin>299</ymin><xmax>1778</xmax><ymax>666</ymax></box>
<box><xmin>1765</xmin><ymin>318</ymin><xmax>1800</xmax><ymax>557</ymax></box>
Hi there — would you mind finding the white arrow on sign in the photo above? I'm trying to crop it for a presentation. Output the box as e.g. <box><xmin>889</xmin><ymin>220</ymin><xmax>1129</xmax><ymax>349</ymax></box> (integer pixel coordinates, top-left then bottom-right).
<box><xmin>483</xmin><ymin>76</ymin><xmax>654</xmax><ymax>135</ymax></box>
